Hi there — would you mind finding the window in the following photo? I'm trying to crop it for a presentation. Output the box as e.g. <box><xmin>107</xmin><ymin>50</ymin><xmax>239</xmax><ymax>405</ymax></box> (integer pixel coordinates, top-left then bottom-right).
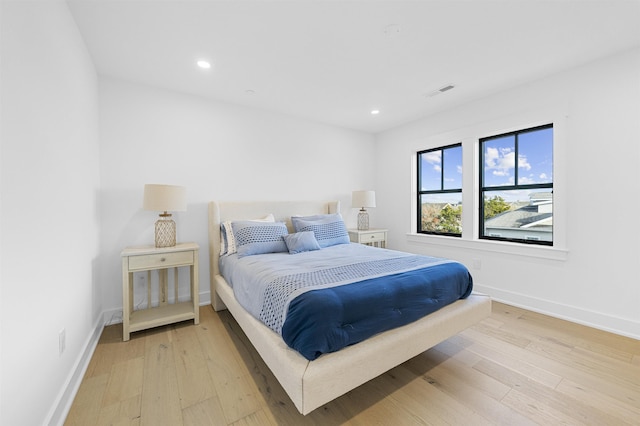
<box><xmin>479</xmin><ymin>124</ymin><xmax>553</xmax><ymax>245</ymax></box>
<box><xmin>417</xmin><ymin>143</ymin><xmax>462</xmax><ymax>236</ymax></box>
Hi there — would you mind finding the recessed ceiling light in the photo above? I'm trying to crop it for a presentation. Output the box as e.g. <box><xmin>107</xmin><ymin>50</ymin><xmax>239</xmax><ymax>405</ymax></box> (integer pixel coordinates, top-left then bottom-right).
<box><xmin>371</xmin><ymin>109</ymin><xmax>380</xmax><ymax>115</ymax></box>
<box><xmin>197</xmin><ymin>60</ymin><xmax>211</xmax><ymax>69</ymax></box>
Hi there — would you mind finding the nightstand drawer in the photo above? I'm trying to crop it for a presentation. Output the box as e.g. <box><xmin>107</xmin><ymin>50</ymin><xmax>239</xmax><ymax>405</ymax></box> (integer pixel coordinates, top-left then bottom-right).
<box><xmin>362</xmin><ymin>231</ymin><xmax>386</xmax><ymax>242</ymax></box>
<box><xmin>128</xmin><ymin>250</ymin><xmax>194</xmax><ymax>271</ymax></box>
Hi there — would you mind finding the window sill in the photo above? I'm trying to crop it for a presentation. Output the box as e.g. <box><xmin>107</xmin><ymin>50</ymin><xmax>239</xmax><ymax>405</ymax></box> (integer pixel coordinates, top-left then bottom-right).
<box><xmin>406</xmin><ymin>233</ymin><xmax>568</xmax><ymax>261</ymax></box>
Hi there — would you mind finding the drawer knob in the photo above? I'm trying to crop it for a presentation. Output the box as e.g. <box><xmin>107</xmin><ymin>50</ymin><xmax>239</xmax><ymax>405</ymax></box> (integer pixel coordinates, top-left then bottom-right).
<box><xmin>160</xmin><ymin>257</ymin><xmax>166</xmax><ymax>262</ymax></box>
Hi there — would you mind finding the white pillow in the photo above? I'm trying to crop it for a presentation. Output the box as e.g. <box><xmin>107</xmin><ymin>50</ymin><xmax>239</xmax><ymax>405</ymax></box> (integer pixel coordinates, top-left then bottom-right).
<box><xmin>220</xmin><ymin>213</ymin><xmax>274</xmax><ymax>256</ymax></box>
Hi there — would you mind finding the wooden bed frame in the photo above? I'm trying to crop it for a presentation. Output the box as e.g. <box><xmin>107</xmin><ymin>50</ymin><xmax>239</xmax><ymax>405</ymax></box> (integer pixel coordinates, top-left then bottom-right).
<box><xmin>208</xmin><ymin>200</ymin><xmax>491</xmax><ymax>415</ymax></box>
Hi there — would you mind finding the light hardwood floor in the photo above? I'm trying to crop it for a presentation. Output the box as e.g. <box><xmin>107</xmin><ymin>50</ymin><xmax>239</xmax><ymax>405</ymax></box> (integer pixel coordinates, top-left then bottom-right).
<box><xmin>65</xmin><ymin>302</ymin><xmax>640</xmax><ymax>425</ymax></box>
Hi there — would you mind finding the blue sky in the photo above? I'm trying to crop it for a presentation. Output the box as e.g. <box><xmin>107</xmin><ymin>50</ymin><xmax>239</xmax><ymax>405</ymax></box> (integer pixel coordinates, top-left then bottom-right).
<box><xmin>420</xmin><ymin>145</ymin><xmax>462</xmax><ymax>191</ymax></box>
<box><xmin>483</xmin><ymin>126</ymin><xmax>553</xmax><ymax>187</ymax></box>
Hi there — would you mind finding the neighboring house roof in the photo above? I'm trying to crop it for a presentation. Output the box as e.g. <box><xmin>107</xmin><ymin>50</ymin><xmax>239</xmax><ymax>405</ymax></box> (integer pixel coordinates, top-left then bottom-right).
<box><xmin>485</xmin><ymin>204</ymin><xmax>552</xmax><ymax>229</ymax></box>
<box><xmin>529</xmin><ymin>192</ymin><xmax>553</xmax><ymax>201</ymax></box>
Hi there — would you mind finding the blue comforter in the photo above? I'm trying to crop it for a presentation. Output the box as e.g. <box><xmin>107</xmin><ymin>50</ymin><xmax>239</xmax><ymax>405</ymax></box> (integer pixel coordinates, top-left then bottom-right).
<box><xmin>220</xmin><ymin>244</ymin><xmax>473</xmax><ymax>360</ymax></box>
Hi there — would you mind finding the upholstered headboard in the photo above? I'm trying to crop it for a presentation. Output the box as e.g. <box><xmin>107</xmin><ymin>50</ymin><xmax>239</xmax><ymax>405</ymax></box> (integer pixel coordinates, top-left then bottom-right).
<box><xmin>208</xmin><ymin>200</ymin><xmax>340</xmax><ymax>296</ymax></box>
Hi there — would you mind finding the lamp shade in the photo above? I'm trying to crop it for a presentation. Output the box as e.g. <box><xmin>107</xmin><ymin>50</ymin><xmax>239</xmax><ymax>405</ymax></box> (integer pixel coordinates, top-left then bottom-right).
<box><xmin>352</xmin><ymin>190</ymin><xmax>376</xmax><ymax>208</ymax></box>
<box><xmin>143</xmin><ymin>184</ymin><xmax>187</xmax><ymax>212</ymax></box>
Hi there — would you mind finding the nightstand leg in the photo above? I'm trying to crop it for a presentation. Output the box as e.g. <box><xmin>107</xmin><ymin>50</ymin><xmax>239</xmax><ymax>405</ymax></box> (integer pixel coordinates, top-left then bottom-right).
<box><xmin>122</xmin><ymin>259</ymin><xmax>131</xmax><ymax>341</ymax></box>
<box><xmin>192</xmin><ymin>263</ymin><xmax>199</xmax><ymax>324</ymax></box>
<box><xmin>174</xmin><ymin>267</ymin><xmax>179</xmax><ymax>302</ymax></box>
<box><xmin>147</xmin><ymin>271</ymin><xmax>151</xmax><ymax>309</ymax></box>
<box><xmin>159</xmin><ymin>269</ymin><xmax>168</xmax><ymax>306</ymax></box>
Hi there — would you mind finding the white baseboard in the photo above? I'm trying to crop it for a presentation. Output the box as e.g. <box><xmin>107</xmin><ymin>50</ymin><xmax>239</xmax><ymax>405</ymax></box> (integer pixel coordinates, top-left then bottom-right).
<box><xmin>475</xmin><ymin>283</ymin><xmax>640</xmax><ymax>340</ymax></box>
<box><xmin>104</xmin><ymin>308</ymin><xmax>123</xmax><ymax>326</ymax></box>
<box><xmin>45</xmin><ymin>313</ymin><xmax>106</xmax><ymax>426</ymax></box>
<box><xmin>200</xmin><ymin>289</ymin><xmax>211</xmax><ymax>307</ymax></box>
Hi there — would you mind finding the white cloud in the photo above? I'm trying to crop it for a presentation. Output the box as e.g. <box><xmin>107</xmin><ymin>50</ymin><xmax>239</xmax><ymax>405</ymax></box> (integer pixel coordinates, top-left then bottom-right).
<box><xmin>424</xmin><ymin>151</ymin><xmax>440</xmax><ymax>164</ymax></box>
<box><xmin>518</xmin><ymin>154</ymin><xmax>531</xmax><ymax>171</ymax></box>
<box><xmin>423</xmin><ymin>151</ymin><xmax>441</xmax><ymax>172</ymax></box>
<box><xmin>485</xmin><ymin>147</ymin><xmax>517</xmax><ymax>179</ymax></box>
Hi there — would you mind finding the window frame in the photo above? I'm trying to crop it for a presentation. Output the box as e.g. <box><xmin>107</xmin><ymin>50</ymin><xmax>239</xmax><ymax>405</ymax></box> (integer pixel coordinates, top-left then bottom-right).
<box><xmin>416</xmin><ymin>142</ymin><xmax>463</xmax><ymax>237</ymax></box>
<box><xmin>478</xmin><ymin>123</ymin><xmax>554</xmax><ymax>246</ymax></box>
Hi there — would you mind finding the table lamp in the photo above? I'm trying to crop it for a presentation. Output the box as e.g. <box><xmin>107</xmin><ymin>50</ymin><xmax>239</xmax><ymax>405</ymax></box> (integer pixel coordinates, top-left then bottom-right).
<box><xmin>352</xmin><ymin>190</ymin><xmax>376</xmax><ymax>230</ymax></box>
<box><xmin>143</xmin><ymin>184</ymin><xmax>187</xmax><ymax>247</ymax></box>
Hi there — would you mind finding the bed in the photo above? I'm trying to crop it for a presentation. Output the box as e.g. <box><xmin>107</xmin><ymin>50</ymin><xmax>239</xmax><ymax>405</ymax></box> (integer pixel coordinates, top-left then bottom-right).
<box><xmin>208</xmin><ymin>200</ymin><xmax>491</xmax><ymax>415</ymax></box>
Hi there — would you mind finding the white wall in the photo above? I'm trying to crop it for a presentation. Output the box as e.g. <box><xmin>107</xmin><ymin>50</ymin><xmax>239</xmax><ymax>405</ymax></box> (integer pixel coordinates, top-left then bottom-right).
<box><xmin>0</xmin><ymin>2</ymin><xmax>101</xmax><ymax>425</ymax></box>
<box><xmin>98</xmin><ymin>77</ymin><xmax>375</xmax><ymax>317</ymax></box>
<box><xmin>375</xmin><ymin>48</ymin><xmax>640</xmax><ymax>338</ymax></box>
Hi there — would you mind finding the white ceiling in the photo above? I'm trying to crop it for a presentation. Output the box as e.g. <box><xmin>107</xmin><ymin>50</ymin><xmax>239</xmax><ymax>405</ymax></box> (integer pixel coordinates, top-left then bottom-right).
<box><xmin>67</xmin><ymin>0</ymin><xmax>640</xmax><ymax>133</ymax></box>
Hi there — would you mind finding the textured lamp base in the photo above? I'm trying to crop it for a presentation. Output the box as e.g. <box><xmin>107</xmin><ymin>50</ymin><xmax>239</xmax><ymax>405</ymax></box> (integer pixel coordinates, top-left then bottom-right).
<box><xmin>155</xmin><ymin>215</ymin><xmax>176</xmax><ymax>248</ymax></box>
<box><xmin>357</xmin><ymin>209</ymin><xmax>369</xmax><ymax>230</ymax></box>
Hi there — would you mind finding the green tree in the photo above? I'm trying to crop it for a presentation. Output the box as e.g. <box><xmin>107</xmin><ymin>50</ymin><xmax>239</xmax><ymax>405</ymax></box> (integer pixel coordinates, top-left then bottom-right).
<box><xmin>420</xmin><ymin>203</ymin><xmax>461</xmax><ymax>234</ymax></box>
<box><xmin>421</xmin><ymin>203</ymin><xmax>441</xmax><ymax>232</ymax></box>
<box><xmin>436</xmin><ymin>204</ymin><xmax>462</xmax><ymax>234</ymax></box>
<box><xmin>484</xmin><ymin>196</ymin><xmax>510</xmax><ymax>219</ymax></box>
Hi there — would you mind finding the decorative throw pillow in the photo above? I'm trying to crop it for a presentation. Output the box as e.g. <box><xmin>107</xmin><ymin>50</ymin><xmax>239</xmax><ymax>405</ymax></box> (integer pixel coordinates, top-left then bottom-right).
<box><xmin>283</xmin><ymin>231</ymin><xmax>321</xmax><ymax>254</ymax></box>
<box><xmin>220</xmin><ymin>214</ymin><xmax>274</xmax><ymax>256</ymax></box>
<box><xmin>231</xmin><ymin>221</ymin><xmax>288</xmax><ymax>258</ymax></box>
<box><xmin>291</xmin><ymin>213</ymin><xmax>350</xmax><ymax>248</ymax></box>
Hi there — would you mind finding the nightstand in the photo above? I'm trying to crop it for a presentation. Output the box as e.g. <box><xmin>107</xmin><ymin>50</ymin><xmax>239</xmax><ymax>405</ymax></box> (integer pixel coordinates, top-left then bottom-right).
<box><xmin>348</xmin><ymin>228</ymin><xmax>388</xmax><ymax>248</ymax></box>
<box><xmin>121</xmin><ymin>242</ymin><xmax>199</xmax><ymax>341</ymax></box>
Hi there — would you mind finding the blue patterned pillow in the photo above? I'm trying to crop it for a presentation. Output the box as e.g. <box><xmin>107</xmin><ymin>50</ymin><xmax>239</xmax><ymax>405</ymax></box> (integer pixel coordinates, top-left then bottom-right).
<box><xmin>220</xmin><ymin>214</ymin><xmax>274</xmax><ymax>256</ymax></box>
<box><xmin>231</xmin><ymin>221</ymin><xmax>288</xmax><ymax>258</ymax></box>
<box><xmin>291</xmin><ymin>213</ymin><xmax>350</xmax><ymax>248</ymax></box>
<box><xmin>283</xmin><ymin>231</ymin><xmax>321</xmax><ymax>254</ymax></box>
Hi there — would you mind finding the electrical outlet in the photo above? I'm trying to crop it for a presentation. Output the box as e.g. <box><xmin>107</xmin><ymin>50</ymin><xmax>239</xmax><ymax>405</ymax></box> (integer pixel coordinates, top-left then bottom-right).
<box><xmin>59</xmin><ymin>328</ymin><xmax>66</xmax><ymax>356</ymax></box>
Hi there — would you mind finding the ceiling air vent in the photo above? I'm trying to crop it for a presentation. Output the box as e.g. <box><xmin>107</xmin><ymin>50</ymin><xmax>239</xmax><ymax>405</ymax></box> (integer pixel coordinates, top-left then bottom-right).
<box><xmin>425</xmin><ymin>84</ymin><xmax>456</xmax><ymax>98</ymax></box>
